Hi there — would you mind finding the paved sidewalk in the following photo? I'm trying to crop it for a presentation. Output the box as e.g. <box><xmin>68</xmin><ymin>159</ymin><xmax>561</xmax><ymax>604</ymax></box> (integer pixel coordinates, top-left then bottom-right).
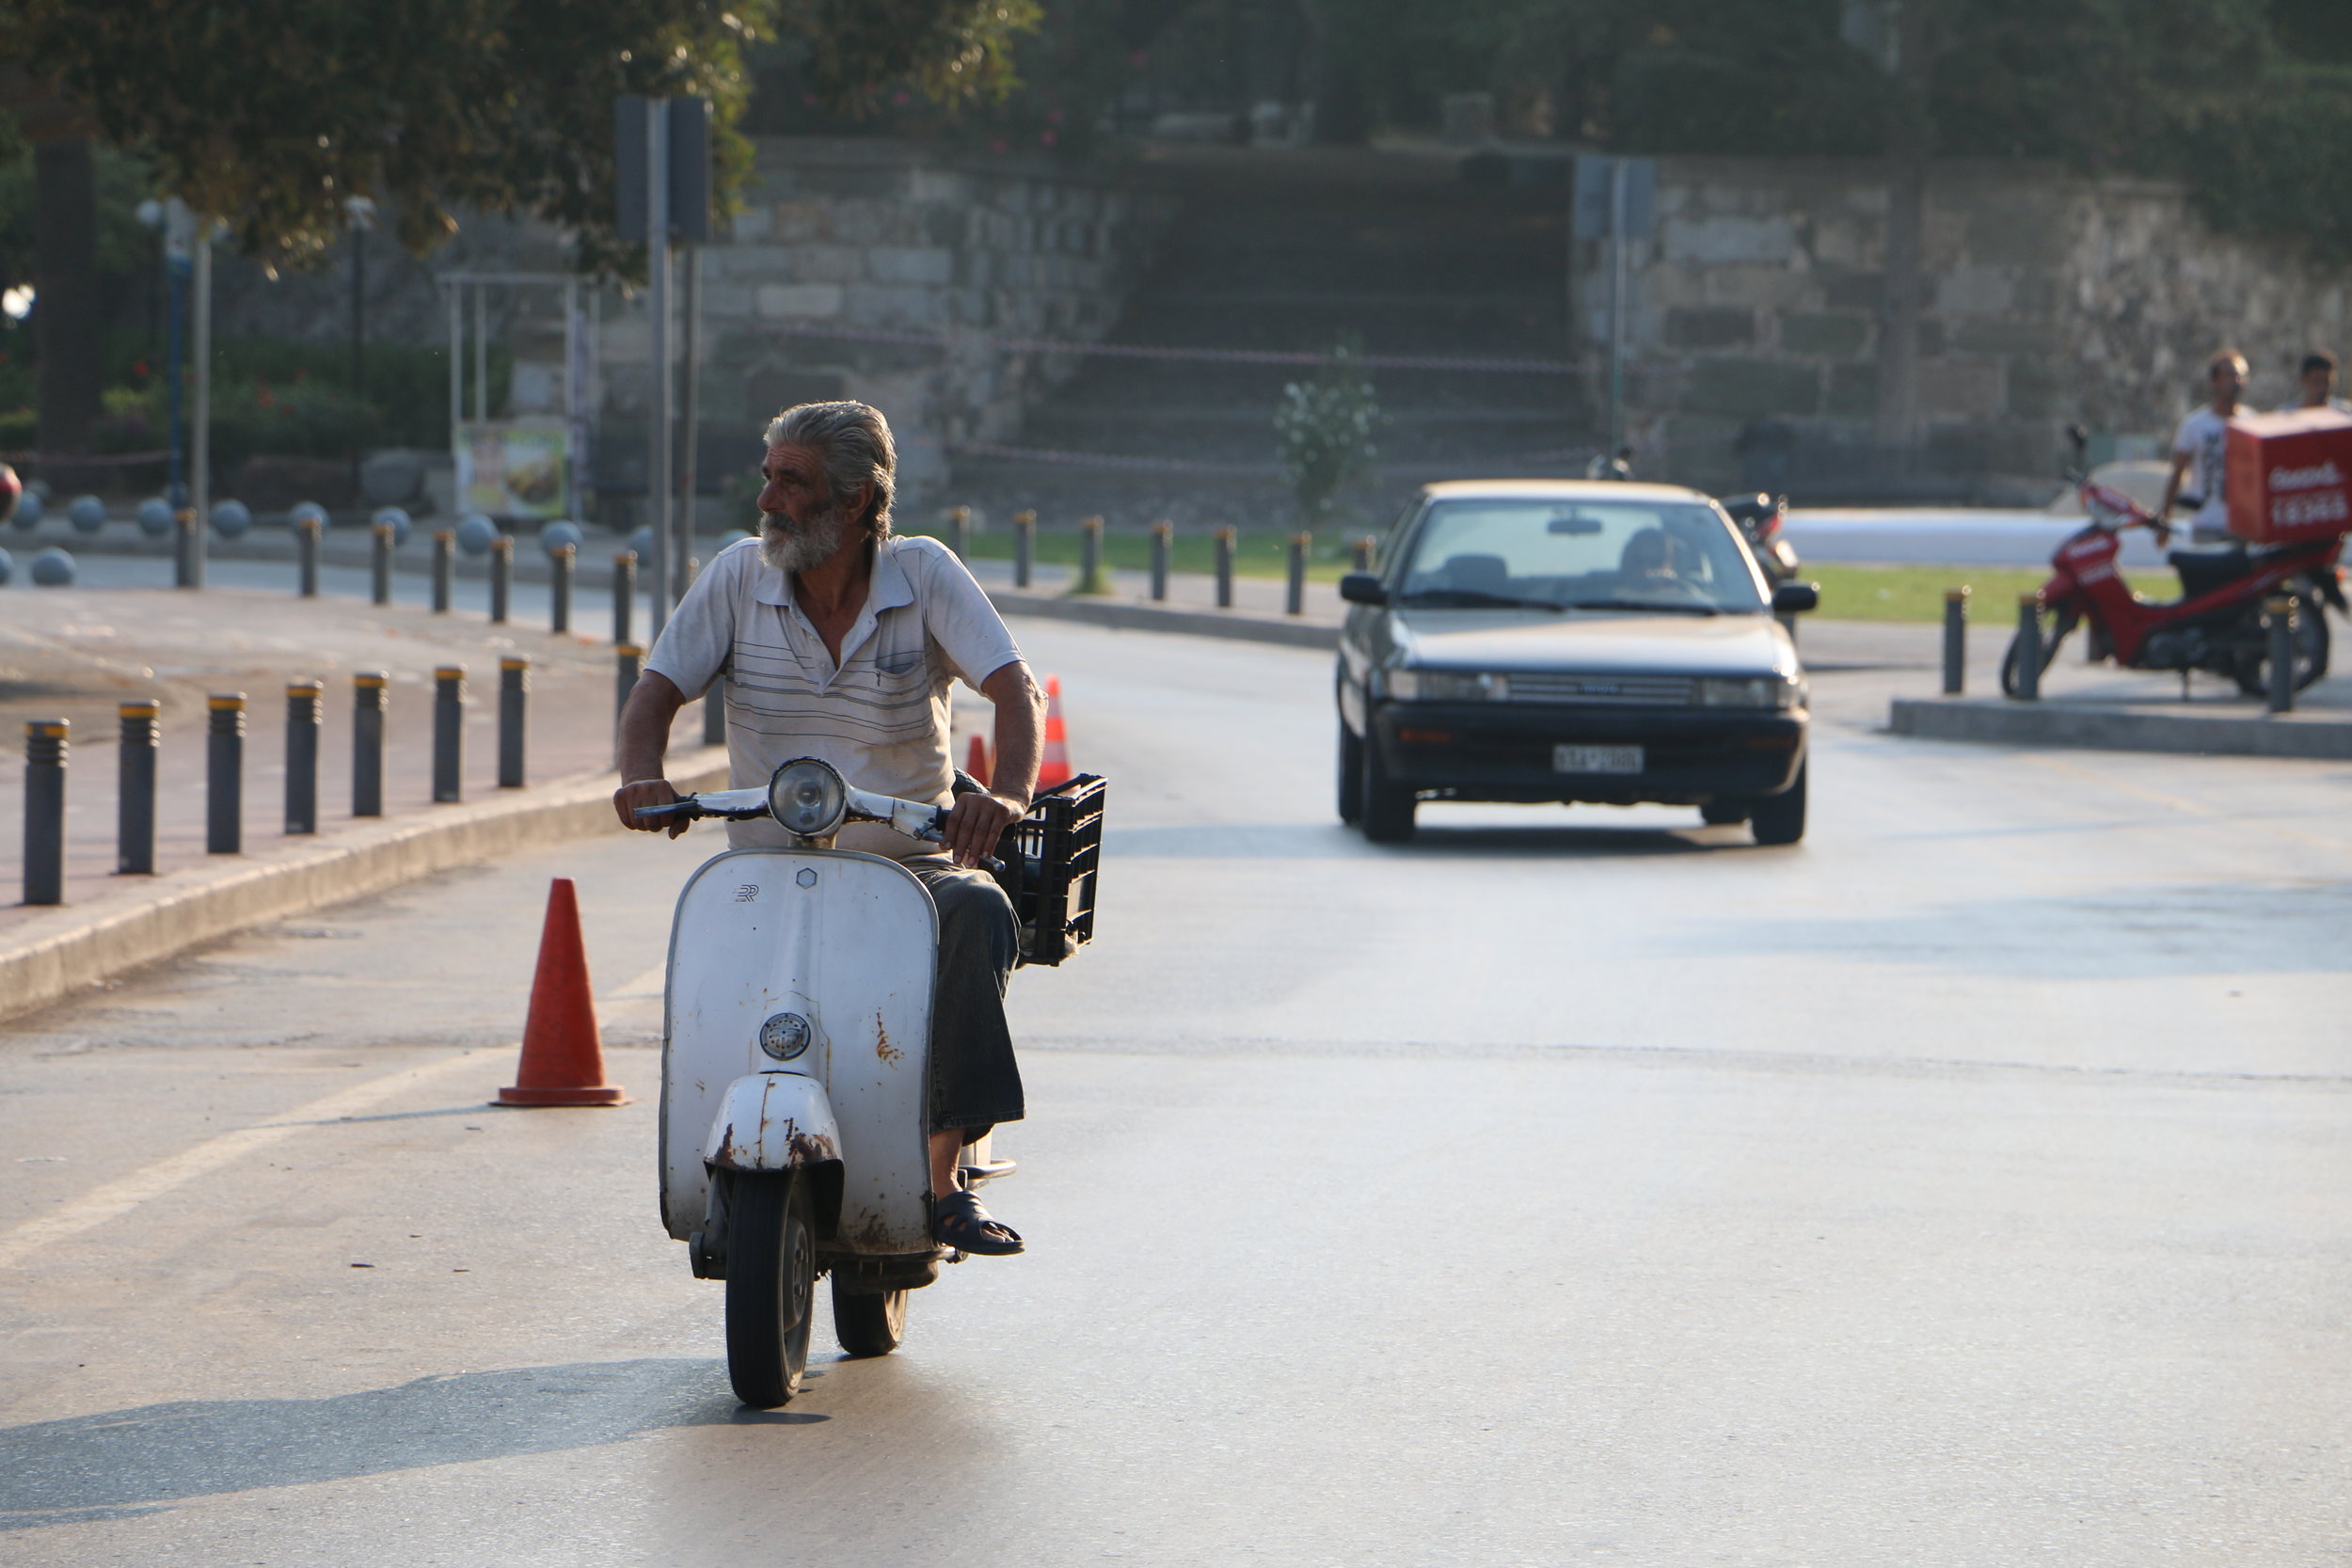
<box><xmin>0</xmin><ymin>588</ymin><xmax>714</xmax><ymax>949</ymax></box>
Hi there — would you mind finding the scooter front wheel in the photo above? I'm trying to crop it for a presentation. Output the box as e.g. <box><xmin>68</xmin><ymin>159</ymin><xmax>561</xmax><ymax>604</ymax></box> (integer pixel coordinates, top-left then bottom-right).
<box><xmin>1998</xmin><ymin>610</ymin><xmax>2074</xmax><ymax>697</ymax></box>
<box><xmin>725</xmin><ymin>1172</ymin><xmax>816</xmax><ymax>1408</ymax></box>
<box><xmin>832</xmin><ymin>1279</ymin><xmax>910</xmax><ymax>1357</ymax></box>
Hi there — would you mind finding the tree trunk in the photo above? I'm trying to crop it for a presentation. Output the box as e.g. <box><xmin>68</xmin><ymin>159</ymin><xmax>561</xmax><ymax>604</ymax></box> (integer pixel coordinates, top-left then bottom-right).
<box><xmin>35</xmin><ymin>136</ymin><xmax>103</xmax><ymax>457</ymax></box>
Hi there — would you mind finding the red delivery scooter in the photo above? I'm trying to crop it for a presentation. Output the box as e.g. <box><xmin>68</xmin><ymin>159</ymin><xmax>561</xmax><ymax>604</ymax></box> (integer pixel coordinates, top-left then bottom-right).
<box><xmin>2003</xmin><ymin>427</ymin><xmax>2347</xmax><ymax>697</ymax></box>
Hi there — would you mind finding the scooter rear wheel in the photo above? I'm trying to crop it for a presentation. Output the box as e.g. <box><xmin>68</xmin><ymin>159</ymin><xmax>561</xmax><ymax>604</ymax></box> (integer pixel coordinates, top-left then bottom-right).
<box><xmin>725</xmin><ymin>1172</ymin><xmax>816</xmax><ymax>1408</ymax></box>
<box><xmin>832</xmin><ymin>1279</ymin><xmax>910</xmax><ymax>1357</ymax></box>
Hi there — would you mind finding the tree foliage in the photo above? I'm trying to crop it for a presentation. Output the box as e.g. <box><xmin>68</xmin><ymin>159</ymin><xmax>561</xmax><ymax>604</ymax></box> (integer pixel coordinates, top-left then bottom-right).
<box><xmin>1275</xmin><ymin>337</ymin><xmax>1379</xmax><ymax>530</ymax></box>
<box><xmin>0</xmin><ymin>0</ymin><xmax>1035</xmax><ymax>270</ymax></box>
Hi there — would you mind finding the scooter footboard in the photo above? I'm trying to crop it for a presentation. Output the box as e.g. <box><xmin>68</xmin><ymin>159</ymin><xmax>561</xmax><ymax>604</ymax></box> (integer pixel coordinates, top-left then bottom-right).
<box><xmin>704</xmin><ymin>1072</ymin><xmax>841</xmax><ymax>1172</ymax></box>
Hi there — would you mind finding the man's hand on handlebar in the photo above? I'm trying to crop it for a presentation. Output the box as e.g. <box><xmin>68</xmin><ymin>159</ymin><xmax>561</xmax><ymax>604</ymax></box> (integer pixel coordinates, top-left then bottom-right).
<box><xmin>615</xmin><ymin>778</ymin><xmax>690</xmax><ymax>837</ymax></box>
<box><xmin>942</xmin><ymin>791</ymin><xmax>1024</xmax><ymax>869</ymax></box>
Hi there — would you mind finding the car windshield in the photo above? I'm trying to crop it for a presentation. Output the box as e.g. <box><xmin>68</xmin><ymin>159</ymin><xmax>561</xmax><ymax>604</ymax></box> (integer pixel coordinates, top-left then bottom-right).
<box><xmin>1396</xmin><ymin>499</ymin><xmax>1769</xmax><ymax>614</ymax></box>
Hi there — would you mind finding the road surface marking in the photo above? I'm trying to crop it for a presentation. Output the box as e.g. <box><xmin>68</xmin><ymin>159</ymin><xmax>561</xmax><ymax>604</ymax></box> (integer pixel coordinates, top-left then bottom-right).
<box><xmin>0</xmin><ymin>1048</ymin><xmax>493</xmax><ymax>1272</ymax></box>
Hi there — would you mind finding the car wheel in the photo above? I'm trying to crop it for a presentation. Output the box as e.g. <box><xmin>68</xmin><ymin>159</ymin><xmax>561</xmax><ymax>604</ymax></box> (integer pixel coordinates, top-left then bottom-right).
<box><xmin>1337</xmin><ymin>722</ymin><xmax>1364</xmax><ymax>825</ymax></box>
<box><xmin>1748</xmin><ymin>762</ymin><xmax>1806</xmax><ymax>847</ymax></box>
<box><xmin>1699</xmin><ymin>801</ymin><xmax>1748</xmax><ymax>826</ymax></box>
<box><xmin>1359</xmin><ymin>733</ymin><xmax>1416</xmax><ymax>843</ymax></box>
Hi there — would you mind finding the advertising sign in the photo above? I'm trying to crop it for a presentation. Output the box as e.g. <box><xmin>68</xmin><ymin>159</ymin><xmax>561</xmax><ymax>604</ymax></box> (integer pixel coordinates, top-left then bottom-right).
<box><xmin>456</xmin><ymin>420</ymin><xmax>572</xmax><ymax>520</ymax></box>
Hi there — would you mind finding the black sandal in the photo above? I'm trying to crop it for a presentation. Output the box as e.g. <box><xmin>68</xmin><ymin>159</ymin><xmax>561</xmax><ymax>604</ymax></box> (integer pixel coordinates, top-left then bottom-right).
<box><xmin>932</xmin><ymin>1189</ymin><xmax>1025</xmax><ymax>1256</ymax></box>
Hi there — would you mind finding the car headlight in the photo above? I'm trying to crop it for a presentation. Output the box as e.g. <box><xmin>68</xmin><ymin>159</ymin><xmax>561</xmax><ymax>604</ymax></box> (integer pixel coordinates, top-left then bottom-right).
<box><xmin>767</xmin><ymin>757</ymin><xmax>848</xmax><ymax>837</ymax></box>
<box><xmin>1695</xmin><ymin>675</ymin><xmax>1804</xmax><ymax>710</ymax></box>
<box><xmin>1386</xmin><ymin>669</ymin><xmax>1505</xmax><ymax>702</ymax></box>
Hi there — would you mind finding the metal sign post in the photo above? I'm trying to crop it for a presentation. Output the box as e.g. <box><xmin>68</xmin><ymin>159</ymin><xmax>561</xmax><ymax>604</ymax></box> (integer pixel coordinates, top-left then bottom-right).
<box><xmin>1572</xmin><ymin>155</ymin><xmax>1657</xmax><ymax>459</ymax></box>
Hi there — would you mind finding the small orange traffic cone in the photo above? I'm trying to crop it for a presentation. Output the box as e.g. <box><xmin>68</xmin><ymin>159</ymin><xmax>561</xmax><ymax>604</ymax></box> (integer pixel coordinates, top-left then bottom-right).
<box><xmin>964</xmin><ymin>732</ymin><xmax>992</xmax><ymax>788</ymax></box>
<box><xmin>497</xmin><ymin>879</ymin><xmax>628</xmax><ymax>1106</ymax></box>
<box><xmin>1037</xmin><ymin>674</ymin><xmax>1072</xmax><ymax>789</ymax></box>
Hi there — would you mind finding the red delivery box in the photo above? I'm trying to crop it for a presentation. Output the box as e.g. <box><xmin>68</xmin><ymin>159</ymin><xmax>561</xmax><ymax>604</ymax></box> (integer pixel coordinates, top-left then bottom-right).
<box><xmin>2225</xmin><ymin>407</ymin><xmax>2352</xmax><ymax>544</ymax></box>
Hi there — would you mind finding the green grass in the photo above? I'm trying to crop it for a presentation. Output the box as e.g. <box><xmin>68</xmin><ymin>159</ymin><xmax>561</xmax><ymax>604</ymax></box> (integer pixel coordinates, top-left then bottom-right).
<box><xmin>908</xmin><ymin>531</ymin><xmax>2170</xmax><ymax>624</ymax></box>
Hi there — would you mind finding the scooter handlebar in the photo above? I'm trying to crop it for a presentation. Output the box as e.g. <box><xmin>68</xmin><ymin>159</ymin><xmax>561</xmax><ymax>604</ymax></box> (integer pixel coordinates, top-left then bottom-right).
<box><xmin>634</xmin><ymin>784</ymin><xmax>946</xmax><ymax>841</ymax></box>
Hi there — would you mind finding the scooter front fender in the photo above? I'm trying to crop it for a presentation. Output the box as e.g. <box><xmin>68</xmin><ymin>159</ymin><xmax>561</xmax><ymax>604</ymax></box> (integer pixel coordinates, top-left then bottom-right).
<box><xmin>704</xmin><ymin>1072</ymin><xmax>841</xmax><ymax>1173</ymax></box>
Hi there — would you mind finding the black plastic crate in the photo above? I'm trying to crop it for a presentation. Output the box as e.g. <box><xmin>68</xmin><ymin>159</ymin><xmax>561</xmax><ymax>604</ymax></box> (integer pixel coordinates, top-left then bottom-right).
<box><xmin>993</xmin><ymin>774</ymin><xmax>1105</xmax><ymax>967</ymax></box>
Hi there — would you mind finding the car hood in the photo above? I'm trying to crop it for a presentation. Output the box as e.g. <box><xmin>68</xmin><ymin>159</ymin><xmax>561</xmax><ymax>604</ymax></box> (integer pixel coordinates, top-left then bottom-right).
<box><xmin>1391</xmin><ymin>609</ymin><xmax>1800</xmax><ymax>678</ymax></box>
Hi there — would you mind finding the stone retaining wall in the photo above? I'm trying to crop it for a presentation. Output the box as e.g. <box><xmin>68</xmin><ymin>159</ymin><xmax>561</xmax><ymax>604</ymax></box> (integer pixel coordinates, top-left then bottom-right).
<box><xmin>1606</xmin><ymin>159</ymin><xmax>2352</xmax><ymax>501</ymax></box>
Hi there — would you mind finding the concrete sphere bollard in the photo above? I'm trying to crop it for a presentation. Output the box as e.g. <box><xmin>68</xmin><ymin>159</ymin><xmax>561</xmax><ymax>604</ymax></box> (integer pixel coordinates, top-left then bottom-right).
<box><xmin>289</xmin><ymin>500</ymin><xmax>329</xmax><ymax>531</ymax></box>
<box><xmin>456</xmin><ymin>513</ymin><xmax>499</xmax><ymax>556</ymax></box>
<box><xmin>29</xmin><ymin>546</ymin><xmax>75</xmax><ymax>586</ymax></box>
<box><xmin>210</xmin><ymin>499</ymin><xmax>253</xmax><ymax>538</ymax></box>
<box><xmin>626</xmin><ymin>525</ymin><xmax>656</xmax><ymax>562</ymax></box>
<box><xmin>68</xmin><ymin>494</ymin><xmax>106</xmax><ymax>534</ymax></box>
<box><xmin>371</xmin><ymin>506</ymin><xmax>414</xmax><ymax>546</ymax></box>
<box><xmin>0</xmin><ymin>546</ymin><xmax>12</xmax><ymax>583</ymax></box>
<box><xmin>540</xmin><ymin>519</ymin><xmax>583</xmax><ymax>557</ymax></box>
<box><xmin>11</xmin><ymin>490</ymin><xmax>42</xmax><ymax>530</ymax></box>
<box><xmin>135</xmin><ymin>496</ymin><xmax>175</xmax><ymax>536</ymax></box>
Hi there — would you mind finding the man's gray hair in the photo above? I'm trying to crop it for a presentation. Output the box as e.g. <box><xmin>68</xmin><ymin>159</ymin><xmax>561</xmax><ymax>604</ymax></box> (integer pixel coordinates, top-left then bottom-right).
<box><xmin>764</xmin><ymin>401</ymin><xmax>896</xmax><ymax>539</ymax></box>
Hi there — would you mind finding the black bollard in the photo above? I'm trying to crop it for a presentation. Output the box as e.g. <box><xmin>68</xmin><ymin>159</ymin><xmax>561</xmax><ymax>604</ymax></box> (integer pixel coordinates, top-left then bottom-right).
<box><xmin>1286</xmin><ymin>532</ymin><xmax>1309</xmax><ymax>616</ymax></box>
<box><xmin>1013</xmin><ymin>510</ymin><xmax>1035</xmax><ymax>590</ymax></box>
<box><xmin>1077</xmin><ymin>515</ymin><xmax>1105</xmax><ymax>594</ymax></box>
<box><xmin>949</xmin><ymin>504</ymin><xmax>971</xmax><ymax>562</ymax></box>
<box><xmin>23</xmin><ymin>719</ymin><xmax>67</xmax><ymax>905</ymax></box>
<box><xmin>1942</xmin><ymin>588</ymin><xmax>1968</xmax><ymax>696</ymax></box>
<box><xmin>499</xmin><ymin>657</ymin><xmax>528</xmax><ymax>788</ymax></box>
<box><xmin>371</xmin><ymin>522</ymin><xmax>393</xmax><ymax>605</ymax></box>
<box><xmin>284</xmin><ymin>680</ymin><xmax>322</xmax><ymax>834</ymax></box>
<box><xmin>2014</xmin><ymin>594</ymin><xmax>2042</xmax><ymax>702</ymax></box>
<box><xmin>1150</xmin><ymin>520</ymin><xmax>1170</xmax><ymax>602</ymax></box>
<box><xmin>616</xmin><ymin>644</ymin><xmax>643</xmax><ymax>728</ymax></box>
<box><xmin>207</xmin><ymin>694</ymin><xmax>245</xmax><ymax>854</ymax></box>
<box><xmin>352</xmin><ymin>672</ymin><xmax>387</xmax><ymax>817</ymax></box>
<box><xmin>174</xmin><ymin>511</ymin><xmax>199</xmax><ymax>591</ymax></box>
<box><xmin>117</xmin><ymin>701</ymin><xmax>157</xmax><ymax>875</ymax></box>
<box><xmin>1351</xmin><ymin>536</ymin><xmax>1375</xmax><ymax>572</ymax></box>
<box><xmin>296</xmin><ymin>515</ymin><xmax>321</xmax><ymax>598</ymax></box>
<box><xmin>704</xmin><ymin>677</ymin><xmax>726</xmax><ymax>745</ymax></box>
<box><xmin>550</xmin><ymin>543</ymin><xmax>574</xmax><ymax>634</ymax></box>
<box><xmin>1215</xmin><ymin>527</ymin><xmax>1235</xmax><ymax>609</ymax></box>
<box><xmin>431</xmin><ymin>530</ymin><xmax>454</xmax><ymax>613</ymax></box>
<box><xmin>489</xmin><ymin>535</ymin><xmax>513</xmax><ymax>625</ymax></box>
<box><xmin>432</xmin><ymin>666</ymin><xmax>464</xmax><ymax>803</ymax></box>
<box><xmin>612</xmin><ymin>551</ymin><xmax>637</xmax><ymax>646</ymax></box>
<box><xmin>2266</xmin><ymin>596</ymin><xmax>2296</xmax><ymax>714</ymax></box>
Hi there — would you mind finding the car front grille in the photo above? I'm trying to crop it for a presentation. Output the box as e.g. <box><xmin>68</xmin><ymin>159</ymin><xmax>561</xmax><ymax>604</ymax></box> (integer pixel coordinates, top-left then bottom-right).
<box><xmin>1502</xmin><ymin>672</ymin><xmax>1695</xmax><ymax>706</ymax></box>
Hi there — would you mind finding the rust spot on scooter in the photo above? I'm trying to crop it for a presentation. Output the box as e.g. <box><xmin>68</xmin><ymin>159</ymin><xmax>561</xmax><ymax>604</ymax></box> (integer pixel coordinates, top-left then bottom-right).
<box><xmin>874</xmin><ymin>1011</ymin><xmax>902</xmax><ymax>1066</ymax></box>
<box><xmin>787</xmin><ymin>1131</ymin><xmax>837</xmax><ymax>1164</ymax></box>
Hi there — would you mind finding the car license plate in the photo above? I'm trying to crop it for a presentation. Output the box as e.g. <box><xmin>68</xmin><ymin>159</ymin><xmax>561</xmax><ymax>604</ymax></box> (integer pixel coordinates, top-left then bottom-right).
<box><xmin>1553</xmin><ymin>744</ymin><xmax>1644</xmax><ymax>775</ymax></box>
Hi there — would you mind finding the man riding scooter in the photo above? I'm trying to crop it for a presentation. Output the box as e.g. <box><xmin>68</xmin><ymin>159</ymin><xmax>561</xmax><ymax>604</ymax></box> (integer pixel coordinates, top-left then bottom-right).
<box><xmin>612</xmin><ymin>400</ymin><xmax>1042</xmax><ymax>1259</ymax></box>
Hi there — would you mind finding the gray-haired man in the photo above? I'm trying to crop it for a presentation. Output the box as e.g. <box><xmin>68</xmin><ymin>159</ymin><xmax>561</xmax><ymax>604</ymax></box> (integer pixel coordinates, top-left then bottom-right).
<box><xmin>612</xmin><ymin>401</ymin><xmax>1043</xmax><ymax>1257</ymax></box>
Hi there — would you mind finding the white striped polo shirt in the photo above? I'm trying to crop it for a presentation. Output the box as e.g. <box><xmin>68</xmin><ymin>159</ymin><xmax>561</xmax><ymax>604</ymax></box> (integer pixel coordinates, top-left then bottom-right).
<box><xmin>645</xmin><ymin>532</ymin><xmax>1023</xmax><ymax>858</ymax></box>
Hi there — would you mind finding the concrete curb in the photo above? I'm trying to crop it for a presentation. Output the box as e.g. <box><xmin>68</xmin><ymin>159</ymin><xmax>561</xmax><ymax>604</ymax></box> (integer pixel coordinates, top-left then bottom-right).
<box><xmin>987</xmin><ymin>589</ymin><xmax>1340</xmax><ymax>650</ymax></box>
<box><xmin>1888</xmin><ymin>697</ymin><xmax>2352</xmax><ymax>758</ymax></box>
<box><xmin>0</xmin><ymin>747</ymin><xmax>730</xmax><ymax>1026</ymax></box>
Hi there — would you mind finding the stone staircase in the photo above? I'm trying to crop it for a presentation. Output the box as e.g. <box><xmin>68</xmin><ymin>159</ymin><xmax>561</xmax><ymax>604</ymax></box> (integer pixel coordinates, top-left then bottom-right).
<box><xmin>939</xmin><ymin>144</ymin><xmax>1592</xmax><ymax>533</ymax></box>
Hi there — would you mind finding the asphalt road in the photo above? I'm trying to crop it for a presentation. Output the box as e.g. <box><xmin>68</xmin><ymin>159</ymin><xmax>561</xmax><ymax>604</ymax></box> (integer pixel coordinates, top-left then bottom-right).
<box><xmin>2</xmin><ymin>619</ymin><xmax>2347</xmax><ymax>1565</ymax></box>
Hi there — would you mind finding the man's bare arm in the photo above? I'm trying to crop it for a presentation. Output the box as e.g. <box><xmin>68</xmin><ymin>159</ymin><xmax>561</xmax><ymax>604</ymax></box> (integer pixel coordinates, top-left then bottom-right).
<box><xmin>940</xmin><ymin>660</ymin><xmax>1044</xmax><ymax>868</ymax></box>
<box><xmin>2156</xmin><ymin>449</ymin><xmax>2192</xmax><ymax>518</ymax></box>
<box><xmin>612</xmin><ymin>672</ymin><xmax>691</xmax><ymax>834</ymax></box>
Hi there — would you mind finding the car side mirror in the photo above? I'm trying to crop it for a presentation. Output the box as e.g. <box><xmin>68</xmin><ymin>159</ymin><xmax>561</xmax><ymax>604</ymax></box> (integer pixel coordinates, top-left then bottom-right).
<box><xmin>1339</xmin><ymin>572</ymin><xmax>1388</xmax><ymax>607</ymax></box>
<box><xmin>1772</xmin><ymin>581</ymin><xmax>1819</xmax><ymax>615</ymax></box>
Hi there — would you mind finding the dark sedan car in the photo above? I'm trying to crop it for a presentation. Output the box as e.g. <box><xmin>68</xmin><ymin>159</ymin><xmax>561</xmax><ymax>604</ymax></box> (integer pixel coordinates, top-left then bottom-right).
<box><xmin>1336</xmin><ymin>480</ymin><xmax>1817</xmax><ymax>844</ymax></box>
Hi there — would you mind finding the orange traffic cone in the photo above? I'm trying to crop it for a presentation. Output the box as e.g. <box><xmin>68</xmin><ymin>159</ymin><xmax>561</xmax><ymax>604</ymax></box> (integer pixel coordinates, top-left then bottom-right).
<box><xmin>1037</xmin><ymin>674</ymin><xmax>1072</xmax><ymax>789</ymax></box>
<box><xmin>497</xmin><ymin>879</ymin><xmax>628</xmax><ymax>1106</ymax></box>
<box><xmin>965</xmin><ymin>732</ymin><xmax>992</xmax><ymax>788</ymax></box>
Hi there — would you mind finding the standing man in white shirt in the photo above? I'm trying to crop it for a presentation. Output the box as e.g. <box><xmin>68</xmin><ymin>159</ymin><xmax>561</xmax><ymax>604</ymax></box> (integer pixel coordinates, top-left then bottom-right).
<box><xmin>612</xmin><ymin>400</ymin><xmax>1044</xmax><ymax>1258</ymax></box>
<box><xmin>2158</xmin><ymin>348</ymin><xmax>2247</xmax><ymax>546</ymax></box>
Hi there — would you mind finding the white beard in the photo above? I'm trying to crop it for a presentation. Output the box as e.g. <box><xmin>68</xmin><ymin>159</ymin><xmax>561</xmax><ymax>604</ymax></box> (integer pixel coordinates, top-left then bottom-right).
<box><xmin>759</xmin><ymin>502</ymin><xmax>849</xmax><ymax>574</ymax></box>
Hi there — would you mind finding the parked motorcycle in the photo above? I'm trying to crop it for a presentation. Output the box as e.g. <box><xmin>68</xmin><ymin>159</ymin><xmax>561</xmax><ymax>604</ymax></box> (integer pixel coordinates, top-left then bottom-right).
<box><xmin>634</xmin><ymin>757</ymin><xmax>1105</xmax><ymax>1406</ymax></box>
<box><xmin>1999</xmin><ymin>430</ymin><xmax>2348</xmax><ymax>698</ymax></box>
<box><xmin>1720</xmin><ymin>491</ymin><xmax>1802</xmax><ymax>585</ymax></box>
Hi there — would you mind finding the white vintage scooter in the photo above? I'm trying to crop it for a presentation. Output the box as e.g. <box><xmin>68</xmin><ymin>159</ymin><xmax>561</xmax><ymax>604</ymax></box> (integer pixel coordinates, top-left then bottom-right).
<box><xmin>636</xmin><ymin>756</ymin><xmax>1102</xmax><ymax>1408</ymax></box>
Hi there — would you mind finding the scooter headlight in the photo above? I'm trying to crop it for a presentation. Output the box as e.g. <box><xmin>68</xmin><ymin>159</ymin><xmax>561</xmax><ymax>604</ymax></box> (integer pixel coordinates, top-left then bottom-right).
<box><xmin>767</xmin><ymin>757</ymin><xmax>847</xmax><ymax>838</ymax></box>
<box><xmin>758</xmin><ymin>1011</ymin><xmax>812</xmax><ymax>1061</ymax></box>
